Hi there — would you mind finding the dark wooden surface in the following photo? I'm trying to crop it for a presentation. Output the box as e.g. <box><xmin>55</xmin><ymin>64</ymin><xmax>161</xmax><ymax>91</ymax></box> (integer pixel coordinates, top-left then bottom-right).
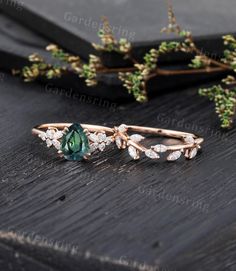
<box><xmin>0</xmin><ymin>73</ymin><xmax>236</xmax><ymax>270</ymax></box>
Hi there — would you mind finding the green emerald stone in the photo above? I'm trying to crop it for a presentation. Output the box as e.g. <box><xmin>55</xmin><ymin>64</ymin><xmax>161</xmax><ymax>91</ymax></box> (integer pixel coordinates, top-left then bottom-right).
<box><xmin>61</xmin><ymin>123</ymin><xmax>90</xmax><ymax>161</ymax></box>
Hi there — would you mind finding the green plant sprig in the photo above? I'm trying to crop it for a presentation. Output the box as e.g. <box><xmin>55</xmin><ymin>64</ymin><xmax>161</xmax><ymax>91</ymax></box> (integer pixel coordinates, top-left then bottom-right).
<box><xmin>199</xmin><ymin>85</ymin><xmax>236</xmax><ymax>128</ymax></box>
<box><xmin>14</xmin><ymin>2</ymin><xmax>236</xmax><ymax>128</ymax></box>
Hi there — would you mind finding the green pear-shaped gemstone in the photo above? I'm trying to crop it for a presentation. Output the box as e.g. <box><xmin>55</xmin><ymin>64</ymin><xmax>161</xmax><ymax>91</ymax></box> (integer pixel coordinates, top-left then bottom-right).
<box><xmin>61</xmin><ymin>123</ymin><xmax>90</xmax><ymax>161</ymax></box>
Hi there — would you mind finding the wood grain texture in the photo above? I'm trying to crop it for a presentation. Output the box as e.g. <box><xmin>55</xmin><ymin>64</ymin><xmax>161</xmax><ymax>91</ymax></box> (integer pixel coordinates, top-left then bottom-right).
<box><xmin>0</xmin><ymin>231</ymin><xmax>141</xmax><ymax>271</ymax></box>
<box><xmin>0</xmin><ymin>73</ymin><xmax>236</xmax><ymax>270</ymax></box>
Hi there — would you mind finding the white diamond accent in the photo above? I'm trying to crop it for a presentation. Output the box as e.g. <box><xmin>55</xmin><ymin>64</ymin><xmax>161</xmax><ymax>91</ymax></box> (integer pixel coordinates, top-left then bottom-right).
<box><xmin>39</xmin><ymin>132</ymin><xmax>47</xmax><ymax>141</ymax></box>
<box><xmin>97</xmin><ymin>132</ymin><xmax>106</xmax><ymax>143</ymax></box>
<box><xmin>88</xmin><ymin>133</ymin><xmax>99</xmax><ymax>143</ymax></box>
<box><xmin>105</xmin><ymin>137</ymin><xmax>113</xmax><ymax>145</ymax></box>
<box><xmin>46</xmin><ymin>139</ymin><xmax>53</xmax><ymax>147</ymax></box>
<box><xmin>184</xmin><ymin>135</ymin><xmax>195</xmax><ymax>144</ymax></box>
<box><xmin>152</xmin><ymin>144</ymin><xmax>168</xmax><ymax>153</ymax></box>
<box><xmin>115</xmin><ymin>137</ymin><xmax>122</xmax><ymax>149</ymax></box>
<box><xmin>40</xmin><ymin>128</ymin><xmax>64</xmax><ymax>150</ymax></box>
<box><xmin>145</xmin><ymin>149</ymin><xmax>160</xmax><ymax>159</ymax></box>
<box><xmin>128</xmin><ymin>146</ymin><xmax>139</xmax><ymax>160</ymax></box>
<box><xmin>189</xmin><ymin>148</ymin><xmax>198</xmax><ymax>159</ymax></box>
<box><xmin>90</xmin><ymin>143</ymin><xmax>99</xmax><ymax>153</ymax></box>
<box><xmin>52</xmin><ymin>139</ymin><xmax>61</xmax><ymax>150</ymax></box>
<box><xmin>98</xmin><ymin>142</ymin><xmax>106</xmax><ymax>152</ymax></box>
<box><xmin>46</xmin><ymin>129</ymin><xmax>55</xmax><ymax>139</ymax></box>
<box><xmin>129</xmin><ymin>134</ymin><xmax>145</xmax><ymax>142</ymax></box>
<box><xmin>167</xmin><ymin>151</ymin><xmax>182</xmax><ymax>161</ymax></box>
<box><xmin>118</xmin><ymin>124</ymin><xmax>127</xmax><ymax>133</ymax></box>
<box><xmin>54</xmin><ymin>131</ymin><xmax>63</xmax><ymax>139</ymax></box>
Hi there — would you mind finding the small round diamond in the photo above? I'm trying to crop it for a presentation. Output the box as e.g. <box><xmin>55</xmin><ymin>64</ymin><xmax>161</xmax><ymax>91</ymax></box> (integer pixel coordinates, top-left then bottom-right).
<box><xmin>39</xmin><ymin>132</ymin><xmax>46</xmax><ymax>141</ymax></box>
<box><xmin>90</xmin><ymin>143</ymin><xmax>99</xmax><ymax>153</ymax></box>
<box><xmin>97</xmin><ymin>133</ymin><xmax>106</xmax><ymax>143</ymax></box>
<box><xmin>46</xmin><ymin>129</ymin><xmax>55</xmax><ymax>139</ymax></box>
<box><xmin>54</xmin><ymin>131</ymin><xmax>63</xmax><ymax>139</ymax></box>
<box><xmin>105</xmin><ymin>137</ymin><xmax>113</xmax><ymax>145</ymax></box>
<box><xmin>88</xmin><ymin>133</ymin><xmax>99</xmax><ymax>143</ymax></box>
<box><xmin>52</xmin><ymin>140</ymin><xmax>61</xmax><ymax>150</ymax></box>
<box><xmin>46</xmin><ymin>139</ymin><xmax>53</xmax><ymax>147</ymax></box>
<box><xmin>98</xmin><ymin>142</ymin><xmax>106</xmax><ymax>152</ymax></box>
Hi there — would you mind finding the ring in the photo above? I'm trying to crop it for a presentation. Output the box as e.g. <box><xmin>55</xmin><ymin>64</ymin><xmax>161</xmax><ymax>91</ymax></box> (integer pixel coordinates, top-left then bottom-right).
<box><xmin>32</xmin><ymin>123</ymin><xmax>204</xmax><ymax>162</ymax></box>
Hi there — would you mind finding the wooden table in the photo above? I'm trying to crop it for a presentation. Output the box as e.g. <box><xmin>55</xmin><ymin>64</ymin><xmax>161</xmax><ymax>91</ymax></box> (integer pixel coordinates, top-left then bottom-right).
<box><xmin>0</xmin><ymin>72</ymin><xmax>235</xmax><ymax>270</ymax></box>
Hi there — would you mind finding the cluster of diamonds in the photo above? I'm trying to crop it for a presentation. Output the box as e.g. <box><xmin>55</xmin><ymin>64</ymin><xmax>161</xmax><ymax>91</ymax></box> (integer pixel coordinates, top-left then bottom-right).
<box><xmin>114</xmin><ymin>124</ymin><xmax>200</xmax><ymax>162</ymax></box>
<box><xmin>86</xmin><ymin>131</ymin><xmax>114</xmax><ymax>153</ymax></box>
<box><xmin>38</xmin><ymin>128</ymin><xmax>64</xmax><ymax>152</ymax></box>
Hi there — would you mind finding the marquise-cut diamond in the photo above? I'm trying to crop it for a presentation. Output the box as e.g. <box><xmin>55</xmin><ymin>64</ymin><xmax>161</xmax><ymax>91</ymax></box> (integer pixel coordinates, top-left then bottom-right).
<box><xmin>54</xmin><ymin>131</ymin><xmax>63</xmax><ymax>140</ymax></box>
<box><xmin>52</xmin><ymin>139</ymin><xmax>61</xmax><ymax>150</ymax></box>
<box><xmin>152</xmin><ymin>144</ymin><xmax>168</xmax><ymax>153</ymax></box>
<box><xmin>189</xmin><ymin>148</ymin><xmax>198</xmax><ymax>159</ymax></box>
<box><xmin>130</xmin><ymin>134</ymin><xmax>145</xmax><ymax>142</ymax></box>
<box><xmin>184</xmin><ymin>135</ymin><xmax>195</xmax><ymax>144</ymax></box>
<box><xmin>88</xmin><ymin>133</ymin><xmax>99</xmax><ymax>143</ymax></box>
<box><xmin>90</xmin><ymin>142</ymin><xmax>99</xmax><ymax>153</ymax></box>
<box><xmin>105</xmin><ymin>137</ymin><xmax>113</xmax><ymax>145</ymax></box>
<box><xmin>118</xmin><ymin>124</ymin><xmax>127</xmax><ymax>133</ymax></box>
<box><xmin>46</xmin><ymin>138</ymin><xmax>53</xmax><ymax>147</ymax></box>
<box><xmin>39</xmin><ymin>133</ymin><xmax>46</xmax><ymax>141</ymax></box>
<box><xmin>98</xmin><ymin>142</ymin><xmax>106</xmax><ymax>152</ymax></box>
<box><xmin>167</xmin><ymin>151</ymin><xmax>182</xmax><ymax>161</ymax></box>
<box><xmin>145</xmin><ymin>149</ymin><xmax>160</xmax><ymax>159</ymax></box>
<box><xmin>115</xmin><ymin>137</ymin><xmax>122</xmax><ymax>149</ymax></box>
<box><xmin>128</xmin><ymin>146</ymin><xmax>139</xmax><ymax>160</ymax></box>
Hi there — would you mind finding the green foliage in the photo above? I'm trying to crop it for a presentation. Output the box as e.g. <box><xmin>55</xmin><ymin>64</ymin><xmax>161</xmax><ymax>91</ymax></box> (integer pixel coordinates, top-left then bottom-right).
<box><xmin>189</xmin><ymin>55</ymin><xmax>208</xmax><ymax>69</ymax></box>
<box><xmin>21</xmin><ymin>60</ymin><xmax>63</xmax><ymax>82</ymax></box>
<box><xmin>78</xmin><ymin>55</ymin><xmax>102</xmax><ymax>86</ymax></box>
<box><xmin>179</xmin><ymin>30</ymin><xmax>191</xmax><ymax>38</ymax></box>
<box><xmin>158</xmin><ymin>41</ymin><xmax>180</xmax><ymax>54</ymax></box>
<box><xmin>222</xmin><ymin>35</ymin><xmax>236</xmax><ymax>71</ymax></box>
<box><xmin>119</xmin><ymin>71</ymin><xmax>147</xmax><ymax>102</ymax></box>
<box><xmin>143</xmin><ymin>49</ymin><xmax>159</xmax><ymax>70</ymax></box>
<box><xmin>46</xmin><ymin>44</ymin><xmax>81</xmax><ymax>65</ymax></box>
<box><xmin>222</xmin><ymin>75</ymin><xmax>236</xmax><ymax>85</ymax></box>
<box><xmin>199</xmin><ymin>85</ymin><xmax>236</xmax><ymax>128</ymax></box>
<box><xmin>92</xmin><ymin>17</ymin><xmax>131</xmax><ymax>54</ymax></box>
<box><xmin>12</xmin><ymin>12</ymin><xmax>236</xmax><ymax>129</ymax></box>
<box><xmin>223</xmin><ymin>35</ymin><xmax>236</xmax><ymax>49</ymax></box>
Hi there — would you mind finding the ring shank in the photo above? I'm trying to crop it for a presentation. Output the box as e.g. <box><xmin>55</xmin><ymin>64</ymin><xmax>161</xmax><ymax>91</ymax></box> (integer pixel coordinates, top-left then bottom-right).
<box><xmin>32</xmin><ymin>123</ymin><xmax>204</xmax><ymax>147</ymax></box>
<box><xmin>127</xmin><ymin>125</ymin><xmax>197</xmax><ymax>139</ymax></box>
<box><xmin>32</xmin><ymin>123</ymin><xmax>115</xmax><ymax>135</ymax></box>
